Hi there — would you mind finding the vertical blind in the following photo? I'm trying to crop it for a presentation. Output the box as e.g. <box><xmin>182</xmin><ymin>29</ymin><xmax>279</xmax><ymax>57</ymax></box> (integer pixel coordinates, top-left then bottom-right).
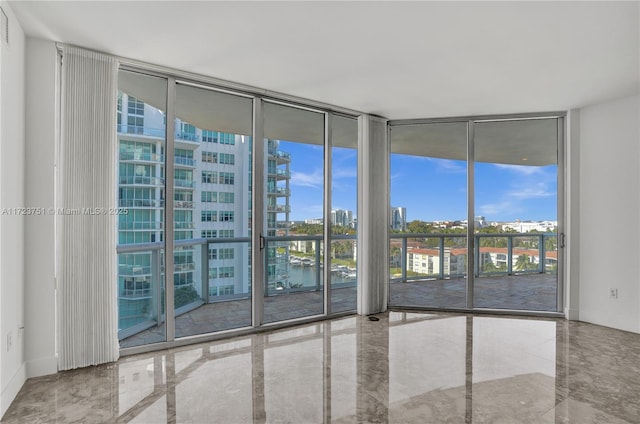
<box><xmin>57</xmin><ymin>46</ymin><xmax>119</xmax><ymax>370</ymax></box>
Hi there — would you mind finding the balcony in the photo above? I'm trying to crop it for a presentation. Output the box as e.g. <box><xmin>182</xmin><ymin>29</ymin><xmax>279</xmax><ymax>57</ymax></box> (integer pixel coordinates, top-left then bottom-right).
<box><xmin>268</xmin><ymin>187</ymin><xmax>290</xmax><ymax>196</ymax></box>
<box><xmin>174</xmin><ymin>222</ymin><xmax>195</xmax><ymax>230</ymax></box>
<box><xmin>174</xmin><ymin>132</ymin><xmax>200</xmax><ymax>149</ymax></box>
<box><xmin>119</xmin><ymin>176</ymin><xmax>164</xmax><ymax>186</ymax></box>
<box><xmin>268</xmin><ymin>168</ymin><xmax>290</xmax><ymax>179</ymax></box>
<box><xmin>119</xmin><ymin>287</ymin><xmax>152</xmax><ymax>299</ymax></box>
<box><xmin>267</xmin><ymin>204</ymin><xmax>290</xmax><ymax>213</ymax></box>
<box><xmin>119</xmin><ymin>199</ymin><xmax>163</xmax><ymax>208</ymax></box>
<box><xmin>119</xmin><ymin>151</ymin><xmax>164</xmax><ymax>163</ymax></box>
<box><xmin>175</xmin><ymin>156</ymin><xmax>196</xmax><ymax>167</ymax></box>
<box><xmin>117</xmin><ymin>124</ymin><xmax>165</xmax><ymax>139</ymax></box>
<box><xmin>119</xmin><ymin>221</ymin><xmax>162</xmax><ymax>230</ymax></box>
<box><xmin>389</xmin><ymin>232</ymin><xmax>559</xmax><ymax>311</ymax></box>
<box><xmin>174</xmin><ymin>178</ymin><xmax>195</xmax><ymax>189</ymax></box>
<box><xmin>268</xmin><ymin>148</ymin><xmax>291</xmax><ymax>163</ymax></box>
<box><xmin>117</xmin><ymin>232</ymin><xmax>558</xmax><ymax>348</ymax></box>
<box><xmin>117</xmin><ymin>234</ymin><xmax>357</xmax><ymax>347</ymax></box>
<box><xmin>174</xmin><ymin>262</ymin><xmax>196</xmax><ymax>272</ymax></box>
<box><xmin>118</xmin><ymin>264</ymin><xmax>152</xmax><ymax>277</ymax></box>
<box><xmin>174</xmin><ymin>200</ymin><xmax>195</xmax><ymax>209</ymax></box>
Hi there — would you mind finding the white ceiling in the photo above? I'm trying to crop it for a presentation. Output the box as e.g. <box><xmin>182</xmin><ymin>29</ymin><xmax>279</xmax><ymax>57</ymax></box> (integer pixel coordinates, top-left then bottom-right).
<box><xmin>8</xmin><ymin>1</ymin><xmax>640</xmax><ymax>120</ymax></box>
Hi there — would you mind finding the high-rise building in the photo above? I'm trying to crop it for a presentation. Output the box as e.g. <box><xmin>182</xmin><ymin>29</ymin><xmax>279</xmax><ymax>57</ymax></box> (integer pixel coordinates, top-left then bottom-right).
<box><xmin>390</xmin><ymin>206</ymin><xmax>407</xmax><ymax>231</ymax></box>
<box><xmin>331</xmin><ymin>209</ymin><xmax>354</xmax><ymax>228</ymax></box>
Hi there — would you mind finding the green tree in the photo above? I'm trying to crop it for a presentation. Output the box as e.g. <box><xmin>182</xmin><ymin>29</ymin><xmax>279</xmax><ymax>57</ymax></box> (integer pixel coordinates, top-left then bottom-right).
<box><xmin>515</xmin><ymin>254</ymin><xmax>531</xmax><ymax>271</ymax></box>
<box><xmin>406</xmin><ymin>220</ymin><xmax>433</xmax><ymax>234</ymax></box>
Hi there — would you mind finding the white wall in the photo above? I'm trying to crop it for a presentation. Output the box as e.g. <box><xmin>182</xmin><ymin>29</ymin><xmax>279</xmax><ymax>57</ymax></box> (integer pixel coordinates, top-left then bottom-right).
<box><xmin>577</xmin><ymin>94</ymin><xmax>640</xmax><ymax>333</ymax></box>
<box><xmin>0</xmin><ymin>1</ymin><xmax>26</xmax><ymax>417</ymax></box>
<box><xmin>24</xmin><ymin>38</ymin><xmax>57</xmax><ymax>378</ymax></box>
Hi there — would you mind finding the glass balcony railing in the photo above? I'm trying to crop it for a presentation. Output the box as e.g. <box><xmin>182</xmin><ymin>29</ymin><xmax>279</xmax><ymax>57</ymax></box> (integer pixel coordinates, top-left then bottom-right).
<box><xmin>267</xmin><ymin>204</ymin><xmax>290</xmax><ymax>213</ymax></box>
<box><xmin>268</xmin><ymin>148</ymin><xmax>291</xmax><ymax>161</ymax></box>
<box><xmin>268</xmin><ymin>187</ymin><xmax>290</xmax><ymax>196</ymax></box>
<box><xmin>117</xmin><ymin>238</ymin><xmax>251</xmax><ymax>342</ymax></box>
<box><xmin>389</xmin><ymin>232</ymin><xmax>558</xmax><ymax>283</ymax></box>
<box><xmin>174</xmin><ymin>200</ymin><xmax>195</xmax><ymax>209</ymax></box>
<box><xmin>175</xmin><ymin>132</ymin><xmax>200</xmax><ymax>142</ymax></box>
<box><xmin>119</xmin><ymin>176</ymin><xmax>164</xmax><ymax>186</ymax></box>
<box><xmin>119</xmin><ymin>199</ymin><xmax>163</xmax><ymax>208</ymax></box>
<box><xmin>117</xmin><ymin>124</ymin><xmax>165</xmax><ymax>138</ymax></box>
<box><xmin>119</xmin><ymin>151</ymin><xmax>164</xmax><ymax>163</ymax></box>
<box><xmin>117</xmin><ymin>242</ymin><xmax>165</xmax><ymax>341</ymax></box>
<box><xmin>268</xmin><ymin>168</ymin><xmax>291</xmax><ymax>178</ymax></box>
<box><xmin>174</xmin><ymin>222</ymin><xmax>195</xmax><ymax>229</ymax></box>
<box><xmin>118</xmin><ymin>264</ymin><xmax>153</xmax><ymax>277</ymax></box>
<box><xmin>174</xmin><ymin>262</ymin><xmax>196</xmax><ymax>272</ymax></box>
<box><xmin>174</xmin><ymin>179</ymin><xmax>195</xmax><ymax>188</ymax></box>
<box><xmin>119</xmin><ymin>221</ymin><xmax>163</xmax><ymax>230</ymax></box>
<box><xmin>175</xmin><ymin>156</ymin><xmax>196</xmax><ymax>167</ymax></box>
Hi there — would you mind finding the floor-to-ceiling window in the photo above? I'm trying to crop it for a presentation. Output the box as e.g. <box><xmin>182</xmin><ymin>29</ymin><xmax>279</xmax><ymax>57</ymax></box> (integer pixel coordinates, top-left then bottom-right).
<box><xmin>330</xmin><ymin>115</ymin><xmax>358</xmax><ymax>313</ymax></box>
<box><xmin>117</xmin><ymin>70</ymin><xmax>167</xmax><ymax>346</ymax></box>
<box><xmin>472</xmin><ymin>118</ymin><xmax>560</xmax><ymax>311</ymax></box>
<box><xmin>388</xmin><ymin>115</ymin><xmax>563</xmax><ymax>313</ymax></box>
<box><xmin>172</xmin><ymin>82</ymin><xmax>254</xmax><ymax>338</ymax></box>
<box><xmin>116</xmin><ymin>69</ymin><xmax>358</xmax><ymax>350</ymax></box>
<box><xmin>262</xmin><ymin>101</ymin><xmax>326</xmax><ymax>323</ymax></box>
<box><xmin>388</xmin><ymin>122</ymin><xmax>469</xmax><ymax>309</ymax></box>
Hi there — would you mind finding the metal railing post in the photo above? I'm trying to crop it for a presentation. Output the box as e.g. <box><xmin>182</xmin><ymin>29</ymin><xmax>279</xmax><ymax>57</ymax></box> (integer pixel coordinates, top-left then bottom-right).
<box><xmin>315</xmin><ymin>240</ymin><xmax>322</xmax><ymax>292</ymax></box>
<box><xmin>439</xmin><ymin>236</ymin><xmax>445</xmax><ymax>279</ymax></box>
<box><xmin>401</xmin><ymin>237</ymin><xmax>407</xmax><ymax>282</ymax></box>
<box><xmin>539</xmin><ymin>234</ymin><xmax>546</xmax><ymax>274</ymax></box>
<box><xmin>507</xmin><ymin>235</ymin><xmax>513</xmax><ymax>275</ymax></box>
<box><xmin>201</xmin><ymin>241</ymin><xmax>209</xmax><ymax>303</ymax></box>
<box><xmin>474</xmin><ymin>235</ymin><xmax>480</xmax><ymax>277</ymax></box>
<box><xmin>151</xmin><ymin>248</ymin><xmax>163</xmax><ymax>325</ymax></box>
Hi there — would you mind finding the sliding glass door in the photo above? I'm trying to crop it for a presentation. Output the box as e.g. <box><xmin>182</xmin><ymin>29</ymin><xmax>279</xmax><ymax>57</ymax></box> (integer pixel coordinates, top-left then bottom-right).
<box><xmin>262</xmin><ymin>102</ymin><xmax>326</xmax><ymax>323</ymax></box>
<box><xmin>172</xmin><ymin>83</ymin><xmax>254</xmax><ymax>337</ymax></box>
<box><xmin>389</xmin><ymin>116</ymin><xmax>562</xmax><ymax>313</ymax></box>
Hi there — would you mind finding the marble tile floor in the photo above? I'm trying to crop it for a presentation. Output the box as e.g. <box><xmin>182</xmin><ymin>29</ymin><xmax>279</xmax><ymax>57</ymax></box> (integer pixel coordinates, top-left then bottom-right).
<box><xmin>4</xmin><ymin>311</ymin><xmax>639</xmax><ymax>423</ymax></box>
<box><xmin>121</xmin><ymin>273</ymin><xmax>558</xmax><ymax>348</ymax></box>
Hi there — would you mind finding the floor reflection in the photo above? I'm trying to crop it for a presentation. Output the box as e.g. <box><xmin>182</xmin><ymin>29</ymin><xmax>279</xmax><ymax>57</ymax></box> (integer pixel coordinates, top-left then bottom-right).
<box><xmin>3</xmin><ymin>312</ymin><xmax>640</xmax><ymax>423</ymax></box>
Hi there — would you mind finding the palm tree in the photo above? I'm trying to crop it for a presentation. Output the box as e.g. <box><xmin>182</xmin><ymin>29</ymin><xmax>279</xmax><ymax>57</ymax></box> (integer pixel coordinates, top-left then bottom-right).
<box><xmin>515</xmin><ymin>254</ymin><xmax>530</xmax><ymax>271</ymax></box>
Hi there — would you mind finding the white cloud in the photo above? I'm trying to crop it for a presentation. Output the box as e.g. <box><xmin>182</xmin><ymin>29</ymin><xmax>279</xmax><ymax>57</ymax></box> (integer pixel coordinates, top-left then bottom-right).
<box><xmin>493</xmin><ymin>164</ymin><xmax>547</xmax><ymax>176</ymax></box>
<box><xmin>437</xmin><ymin>159</ymin><xmax>466</xmax><ymax>173</ymax></box>
<box><xmin>390</xmin><ymin>171</ymin><xmax>404</xmax><ymax>182</ymax></box>
<box><xmin>290</xmin><ymin>168</ymin><xmax>323</xmax><ymax>188</ymax></box>
<box><xmin>478</xmin><ymin>201</ymin><xmax>523</xmax><ymax>216</ymax></box>
<box><xmin>332</xmin><ymin>167</ymin><xmax>357</xmax><ymax>179</ymax></box>
<box><xmin>506</xmin><ymin>184</ymin><xmax>555</xmax><ymax>200</ymax></box>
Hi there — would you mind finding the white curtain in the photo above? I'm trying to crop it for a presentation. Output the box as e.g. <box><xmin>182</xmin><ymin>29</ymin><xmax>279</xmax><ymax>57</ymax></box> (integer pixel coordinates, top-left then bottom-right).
<box><xmin>57</xmin><ymin>46</ymin><xmax>119</xmax><ymax>370</ymax></box>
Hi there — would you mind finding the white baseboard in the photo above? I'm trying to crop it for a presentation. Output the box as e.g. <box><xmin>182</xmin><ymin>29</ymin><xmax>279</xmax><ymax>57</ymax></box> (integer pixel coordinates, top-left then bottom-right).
<box><xmin>27</xmin><ymin>356</ymin><xmax>57</xmax><ymax>378</ymax></box>
<box><xmin>1</xmin><ymin>362</ymin><xmax>26</xmax><ymax>419</ymax></box>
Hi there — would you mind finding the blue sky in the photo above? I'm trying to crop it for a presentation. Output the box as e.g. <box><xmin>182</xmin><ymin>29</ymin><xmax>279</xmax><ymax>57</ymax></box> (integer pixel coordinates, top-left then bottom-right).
<box><xmin>282</xmin><ymin>143</ymin><xmax>557</xmax><ymax>223</ymax></box>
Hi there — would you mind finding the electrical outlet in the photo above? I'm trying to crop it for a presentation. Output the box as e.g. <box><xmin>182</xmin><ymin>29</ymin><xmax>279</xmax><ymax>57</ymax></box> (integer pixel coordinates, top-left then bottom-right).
<box><xmin>609</xmin><ymin>288</ymin><xmax>618</xmax><ymax>299</ymax></box>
